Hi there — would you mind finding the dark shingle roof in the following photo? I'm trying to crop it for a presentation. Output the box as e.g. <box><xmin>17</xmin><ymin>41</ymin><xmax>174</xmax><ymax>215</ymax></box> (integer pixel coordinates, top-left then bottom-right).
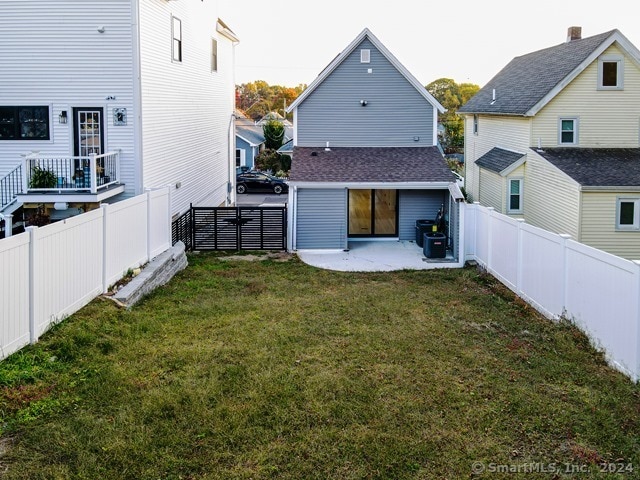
<box><xmin>475</xmin><ymin>147</ymin><xmax>526</xmax><ymax>174</ymax></box>
<box><xmin>459</xmin><ymin>30</ymin><xmax>616</xmax><ymax>115</ymax></box>
<box><xmin>290</xmin><ymin>147</ymin><xmax>454</xmax><ymax>183</ymax></box>
<box><xmin>533</xmin><ymin>148</ymin><xmax>640</xmax><ymax>187</ymax></box>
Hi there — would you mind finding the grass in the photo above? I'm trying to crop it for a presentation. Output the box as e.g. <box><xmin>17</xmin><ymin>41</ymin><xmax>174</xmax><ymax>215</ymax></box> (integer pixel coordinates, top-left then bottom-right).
<box><xmin>0</xmin><ymin>252</ymin><xmax>638</xmax><ymax>479</ymax></box>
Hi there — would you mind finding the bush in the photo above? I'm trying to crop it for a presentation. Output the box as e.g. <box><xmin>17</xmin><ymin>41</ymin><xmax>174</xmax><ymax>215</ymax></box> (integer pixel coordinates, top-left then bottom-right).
<box><xmin>29</xmin><ymin>165</ymin><xmax>57</xmax><ymax>188</ymax></box>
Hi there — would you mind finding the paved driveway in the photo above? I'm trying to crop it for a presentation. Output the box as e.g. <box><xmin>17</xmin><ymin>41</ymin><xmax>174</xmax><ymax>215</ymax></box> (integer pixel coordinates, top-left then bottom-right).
<box><xmin>236</xmin><ymin>193</ymin><xmax>287</xmax><ymax>207</ymax></box>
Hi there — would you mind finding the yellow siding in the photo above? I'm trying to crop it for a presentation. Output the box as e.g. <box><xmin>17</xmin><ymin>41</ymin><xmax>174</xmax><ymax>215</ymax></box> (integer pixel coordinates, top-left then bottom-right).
<box><xmin>523</xmin><ymin>151</ymin><xmax>581</xmax><ymax>239</ymax></box>
<box><xmin>532</xmin><ymin>44</ymin><xmax>640</xmax><ymax>148</ymax></box>
<box><xmin>464</xmin><ymin>115</ymin><xmax>531</xmax><ymax>203</ymax></box>
<box><xmin>581</xmin><ymin>191</ymin><xmax>640</xmax><ymax>259</ymax></box>
<box><xmin>478</xmin><ymin>168</ymin><xmax>503</xmax><ymax>212</ymax></box>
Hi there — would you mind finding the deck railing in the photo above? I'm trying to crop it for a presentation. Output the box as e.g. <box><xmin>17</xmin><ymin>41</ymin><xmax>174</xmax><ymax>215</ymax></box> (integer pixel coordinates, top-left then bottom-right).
<box><xmin>22</xmin><ymin>151</ymin><xmax>120</xmax><ymax>194</ymax></box>
<box><xmin>0</xmin><ymin>164</ymin><xmax>23</xmax><ymax>210</ymax></box>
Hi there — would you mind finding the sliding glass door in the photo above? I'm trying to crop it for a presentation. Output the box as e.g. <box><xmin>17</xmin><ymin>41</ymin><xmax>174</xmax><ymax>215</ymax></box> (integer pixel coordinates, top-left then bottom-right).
<box><xmin>348</xmin><ymin>189</ymin><xmax>398</xmax><ymax>237</ymax></box>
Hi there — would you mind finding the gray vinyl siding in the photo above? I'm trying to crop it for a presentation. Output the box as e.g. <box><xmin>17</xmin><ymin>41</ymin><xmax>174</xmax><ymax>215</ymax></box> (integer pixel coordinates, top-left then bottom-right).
<box><xmin>398</xmin><ymin>190</ymin><xmax>447</xmax><ymax>240</ymax></box>
<box><xmin>296</xmin><ymin>38</ymin><xmax>435</xmax><ymax>147</ymax></box>
<box><xmin>449</xmin><ymin>198</ymin><xmax>460</xmax><ymax>259</ymax></box>
<box><xmin>296</xmin><ymin>188</ymin><xmax>347</xmax><ymax>249</ymax></box>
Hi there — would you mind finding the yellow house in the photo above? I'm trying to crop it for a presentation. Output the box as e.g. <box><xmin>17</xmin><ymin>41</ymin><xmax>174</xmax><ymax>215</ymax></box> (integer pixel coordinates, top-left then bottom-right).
<box><xmin>460</xmin><ymin>27</ymin><xmax>640</xmax><ymax>260</ymax></box>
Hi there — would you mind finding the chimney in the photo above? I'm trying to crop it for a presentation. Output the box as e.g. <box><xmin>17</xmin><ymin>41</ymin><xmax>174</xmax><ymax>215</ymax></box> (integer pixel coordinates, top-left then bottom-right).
<box><xmin>566</xmin><ymin>26</ymin><xmax>582</xmax><ymax>42</ymax></box>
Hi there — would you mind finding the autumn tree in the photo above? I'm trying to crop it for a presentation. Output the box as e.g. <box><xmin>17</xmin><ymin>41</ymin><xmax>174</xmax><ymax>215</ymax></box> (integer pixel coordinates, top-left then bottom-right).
<box><xmin>236</xmin><ymin>81</ymin><xmax>305</xmax><ymax>121</ymax></box>
<box><xmin>426</xmin><ymin>78</ymin><xmax>480</xmax><ymax>154</ymax></box>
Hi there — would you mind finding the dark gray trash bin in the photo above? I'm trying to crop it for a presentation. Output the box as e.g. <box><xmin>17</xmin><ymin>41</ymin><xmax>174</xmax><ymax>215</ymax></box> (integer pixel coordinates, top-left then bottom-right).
<box><xmin>423</xmin><ymin>232</ymin><xmax>446</xmax><ymax>258</ymax></box>
<box><xmin>415</xmin><ymin>219</ymin><xmax>435</xmax><ymax>247</ymax></box>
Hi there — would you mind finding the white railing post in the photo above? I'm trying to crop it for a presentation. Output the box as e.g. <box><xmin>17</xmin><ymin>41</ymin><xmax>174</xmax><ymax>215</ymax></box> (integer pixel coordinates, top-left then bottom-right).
<box><xmin>26</xmin><ymin>226</ymin><xmax>38</xmax><ymax>344</ymax></box>
<box><xmin>515</xmin><ymin>218</ymin><xmax>526</xmax><ymax>295</ymax></box>
<box><xmin>101</xmin><ymin>204</ymin><xmax>109</xmax><ymax>293</ymax></box>
<box><xmin>21</xmin><ymin>154</ymin><xmax>30</xmax><ymax>193</ymax></box>
<box><xmin>89</xmin><ymin>153</ymin><xmax>98</xmax><ymax>194</ymax></box>
<box><xmin>116</xmin><ymin>149</ymin><xmax>121</xmax><ymax>183</ymax></box>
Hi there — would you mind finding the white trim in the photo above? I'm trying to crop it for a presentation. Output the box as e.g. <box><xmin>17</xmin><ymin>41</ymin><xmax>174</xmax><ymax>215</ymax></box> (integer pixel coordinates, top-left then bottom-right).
<box><xmin>17</xmin><ymin>184</ymin><xmax>125</xmax><ymax>204</ymax></box>
<box><xmin>506</xmin><ymin>177</ymin><xmax>524</xmax><ymax>214</ymax></box>
<box><xmin>288</xmin><ymin>181</ymin><xmax>452</xmax><ymax>189</ymax></box>
<box><xmin>216</xmin><ymin>20</ymin><xmax>240</xmax><ymax>43</ymax></box>
<box><xmin>598</xmin><ymin>55</ymin><xmax>624</xmax><ymax>90</ymax></box>
<box><xmin>616</xmin><ymin>197</ymin><xmax>640</xmax><ymax>230</ymax></box>
<box><xmin>360</xmin><ymin>49</ymin><xmax>370</xmax><ymax>63</ymax></box>
<box><xmin>526</xmin><ymin>30</ymin><xmax>640</xmax><ymax>116</ymax></box>
<box><xmin>236</xmin><ymin>132</ymin><xmax>263</xmax><ymax>147</ymax></box>
<box><xmin>286</xmin><ymin>28</ymin><xmax>445</xmax><ymax>114</ymax></box>
<box><xmin>131</xmin><ymin>0</ymin><xmax>144</xmax><ymax>194</ymax></box>
<box><xmin>499</xmin><ymin>155</ymin><xmax>527</xmax><ymax>177</ymax></box>
<box><xmin>558</xmin><ymin>117</ymin><xmax>579</xmax><ymax>145</ymax></box>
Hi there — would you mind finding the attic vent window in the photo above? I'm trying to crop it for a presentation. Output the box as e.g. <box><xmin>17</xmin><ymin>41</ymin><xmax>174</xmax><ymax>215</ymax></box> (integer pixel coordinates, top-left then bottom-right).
<box><xmin>598</xmin><ymin>56</ymin><xmax>624</xmax><ymax>90</ymax></box>
<box><xmin>360</xmin><ymin>49</ymin><xmax>370</xmax><ymax>63</ymax></box>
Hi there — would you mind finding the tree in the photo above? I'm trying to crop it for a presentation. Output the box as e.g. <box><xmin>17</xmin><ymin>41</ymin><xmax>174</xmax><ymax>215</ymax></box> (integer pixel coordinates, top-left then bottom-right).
<box><xmin>263</xmin><ymin>119</ymin><xmax>285</xmax><ymax>150</ymax></box>
<box><xmin>426</xmin><ymin>78</ymin><xmax>480</xmax><ymax>154</ymax></box>
<box><xmin>236</xmin><ymin>81</ymin><xmax>306</xmax><ymax>121</ymax></box>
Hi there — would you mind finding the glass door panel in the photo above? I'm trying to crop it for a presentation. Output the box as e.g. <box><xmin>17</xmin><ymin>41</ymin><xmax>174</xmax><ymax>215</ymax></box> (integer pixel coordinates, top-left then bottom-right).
<box><xmin>374</xmin><ymin>189</ymin><xmax>397</xmax><ymax>235</ymax></box>
<box><xmin>348</xmin><ymin>189</ymin><xmax>372</xmax><ymax>235</ymax></box>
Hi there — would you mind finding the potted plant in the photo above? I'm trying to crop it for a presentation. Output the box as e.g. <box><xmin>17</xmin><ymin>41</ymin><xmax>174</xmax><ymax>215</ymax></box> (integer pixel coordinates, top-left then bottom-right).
<box><xmin>29</xmin><ymin>165</ymin><xmax>57</xmax><ymax>188</ymax></box>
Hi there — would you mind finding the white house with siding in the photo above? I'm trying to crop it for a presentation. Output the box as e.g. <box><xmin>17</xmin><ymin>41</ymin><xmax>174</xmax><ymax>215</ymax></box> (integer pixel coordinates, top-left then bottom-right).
<box><xmin>0</xmin><ymin>0</ymin><xmax>238</xmax><ymax>226</ymax></box>
<box><xmin>460</xmin><ymin>27</ymin><xmax>640</xmax><ymax>260</ymax></box>
<box><xmin>286</xmin><ymin>28</ymin><xmax>465</xmax><ymax>263</ymax></box>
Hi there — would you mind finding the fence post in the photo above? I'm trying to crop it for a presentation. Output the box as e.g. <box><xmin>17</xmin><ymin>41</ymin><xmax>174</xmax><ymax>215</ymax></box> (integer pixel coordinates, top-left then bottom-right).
<box><xmin>166</xmin><ymin>184</ymin><xmax>173</xmax><ymax>246</ymax></box>
<box><xmin>145</xmin><ymin>187</ymin><xmax>152</xmax><ymax>262</ymax></box>
<box><xmin>472</xmin><ymin>202</ymin><xmax>480</xmax><ymax>261</ymax></box>
<box><xmin>101</xmin><ymin>204</ymin><xmax>109</xmax><ymax>293</ymax></box>
<box><xmin>26</xmin><ymin>226</ymin><xmax>38</xmax><ymax>344</ymax></box>
<box><xmin>515</xmin><ymin>218</ymin><xmax>526</xmax><ymax>295</ymax></box>
<box><xmin>559</xmin><ymin>234</ymin><xmax>572</xmax><ymax>320</ymax></box>
<box><xmin>486</xmin><ymin>207</ymin><xmax>495</xmax><ymax>272</ymax></box>
<box><xmin>633</xmin><ymin>260</ymin><xmax>640</xmax><ymax>383</ymax></box>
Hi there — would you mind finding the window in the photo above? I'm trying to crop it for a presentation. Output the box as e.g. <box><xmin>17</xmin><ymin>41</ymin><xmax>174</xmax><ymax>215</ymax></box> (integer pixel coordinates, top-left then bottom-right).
<box><xmin>172</xmin><ymin>16</ymin><xmax>182</xmax><ymax>62</ymax></box>
<box><xmin>211</xmin><ymin>38</ymin><xmax>218</xmax><ymax>72</ymax></box>
<box><xmin>507</xmin><ymin>178</ymin><xmax>523</xmax><ymax>214</ymax></box>
<box><xmin>598</xmin><ymin>57</ymin><xmax>623</xmax><ymax>89</ymax></box>
<box><xmin>473</xmin><ymin>115</ymin><xmax>479</xmax><ymax>135</ymax></box>
<box><xmin>235</xmin><ymin>149</ymin><xmax>241</xmax><ymax>167</ymax></box>
<box><xmin>360</xmin><ymin>49</ymin><xmax>370</xmax><ymax>63</ymax></box>
<box><xmin>559</xmin><ymin>118</ymin><xmax>577</xmax><ymax>145</ymax></box>
<box><xmin>616</xmin><ymin>198</ymin><xmax>640</xmax><ymax>230</ymax></box>
<box><xmin>0</xmin><ymin>106</ymin><xmax>50</xmax><ymax>140</ymax></box>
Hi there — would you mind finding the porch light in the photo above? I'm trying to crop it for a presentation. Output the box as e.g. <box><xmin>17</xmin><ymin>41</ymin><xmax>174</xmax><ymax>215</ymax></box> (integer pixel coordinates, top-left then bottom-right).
<box><xmin>59</xmin><ymin>111</ymin><xmax>68</xmax><ymax>124</ymax></box>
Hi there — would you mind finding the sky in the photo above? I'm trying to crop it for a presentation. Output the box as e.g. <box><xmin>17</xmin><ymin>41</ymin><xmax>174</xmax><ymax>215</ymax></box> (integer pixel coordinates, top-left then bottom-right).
<box><xmin>216</xmin><ymin>0</ymin><xmax>639</xmax><ymax>89</ymax></box>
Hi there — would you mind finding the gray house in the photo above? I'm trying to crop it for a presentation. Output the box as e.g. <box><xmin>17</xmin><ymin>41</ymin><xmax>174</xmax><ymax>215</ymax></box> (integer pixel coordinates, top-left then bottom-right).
<box><xmin>286</xmin><ymin>28</ymin><xmax>464</xmax><ymax>258</ymax></box>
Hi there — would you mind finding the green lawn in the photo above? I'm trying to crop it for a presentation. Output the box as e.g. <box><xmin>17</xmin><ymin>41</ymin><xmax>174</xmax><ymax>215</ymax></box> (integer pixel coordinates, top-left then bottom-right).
<box><xmin>0</xmin><ymin>253</ymin><xmax>638</xmax><ymax>479</ymax></box>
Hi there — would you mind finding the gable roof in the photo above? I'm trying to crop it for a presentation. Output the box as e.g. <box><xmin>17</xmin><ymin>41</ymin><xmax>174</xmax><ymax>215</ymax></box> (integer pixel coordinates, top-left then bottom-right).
<box><xmin>290</xmin><ymin>147</ymin><xmax>453</xmax><ymax>183</ymax></box>
<box><xmin>278</xmin><ymin>139</ymin><xmax>294</xmax><ymax>154</ymax></box>
<box><xmin>533</xmin><ymin>148</ymin><xmax>640</xmax><ymax>188</ymax></box>
<box><xmin>236</xmin><ymin>125</ymin><xmax>265</xmax><ymax>146</ymax></box>
<box><xmin>475</xmin><ymin>147</ymin><xmax>526</xmax><ymax>176</ymax></box>
<box><xmin>459</xmin><ymin>29</ymin><xmax>640</xmax><ymax>116</ymax></box>
<box><xmin>287</xmin><ymin>28</ymin><xmax>445</xmax><ymax>114</ymax></box>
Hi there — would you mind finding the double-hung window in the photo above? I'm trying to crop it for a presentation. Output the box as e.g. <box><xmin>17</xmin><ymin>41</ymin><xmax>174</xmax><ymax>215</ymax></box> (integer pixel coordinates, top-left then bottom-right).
<box><xmin>507</xmin><ymin>178</ymin><xmax>523</xmax><ymax>214</ymax></box>
<box><xmin>212</xmin><ymin>38</ymin><xmax>218</xmax><ymax>72</ymax></box>
<box><xmin>0</xmin><ymin>106</ymin><xmax>50</xmax><ymax>140</ymax></box>
<box><xmin>617</xmin><ymin>198</ymin><xmax>640</xmax><ymax>230</ymax></box>
<box><xmin>473</xmin><ymin>114</ymin><xmax>479</xmax><ymax>135</ymax></box>
<box><xmin>559</xmin><ymin>118</ymin><xmax>577</xmax><ymax>145</ymax></box>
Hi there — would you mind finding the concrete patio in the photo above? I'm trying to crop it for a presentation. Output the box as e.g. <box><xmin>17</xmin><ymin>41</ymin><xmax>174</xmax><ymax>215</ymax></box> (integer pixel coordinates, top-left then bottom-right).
<box><xmin>296</xmin><ymin>240</ymin><xmax>461</xmax><ymax>272</ymax></box>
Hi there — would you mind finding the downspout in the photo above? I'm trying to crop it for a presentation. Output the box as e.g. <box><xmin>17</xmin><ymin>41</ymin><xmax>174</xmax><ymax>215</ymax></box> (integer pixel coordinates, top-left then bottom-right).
<box><xmin>131</xmin><ymin>0</ymin><xmax>144</xmax><ymax>196</ymax></box>
<box><xmin>227</xmin><ymin>38</ymin><xmax>239</xmax><ymax>206</ymax></box>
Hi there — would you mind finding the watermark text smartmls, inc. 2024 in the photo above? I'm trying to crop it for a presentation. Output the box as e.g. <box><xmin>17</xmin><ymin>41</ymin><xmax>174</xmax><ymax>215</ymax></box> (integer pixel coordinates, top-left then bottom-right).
<box><xmin>471</xmin><ymin>461</ymin><xmax>634</xmax><ymax>475</ymax></box>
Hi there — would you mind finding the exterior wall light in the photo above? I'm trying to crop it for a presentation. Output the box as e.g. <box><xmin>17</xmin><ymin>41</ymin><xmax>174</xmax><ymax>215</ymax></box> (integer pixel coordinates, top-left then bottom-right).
<box><xmin>59</xmin><ymin>111</ymin><xmax>68</xmax><ymax>124</ymax></box>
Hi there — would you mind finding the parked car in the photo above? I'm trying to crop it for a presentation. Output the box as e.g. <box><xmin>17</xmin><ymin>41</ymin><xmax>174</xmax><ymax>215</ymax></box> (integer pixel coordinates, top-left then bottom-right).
<box><xmin>236</xmin><ymin>171</ymin><xmax>289</xmax><ymax>194</ymax></box>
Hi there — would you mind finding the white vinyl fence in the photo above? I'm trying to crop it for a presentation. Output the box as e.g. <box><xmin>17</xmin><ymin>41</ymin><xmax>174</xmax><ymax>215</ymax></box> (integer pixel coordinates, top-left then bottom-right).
<box><xmin>0</xmin><ymin>186</ymin><xmax>172</xmax><ymax>360</ymax></box>
<box><xmin>464</xmin><ymin>202</ymin><xmax>640</xmax><ymax>382</ymax></box>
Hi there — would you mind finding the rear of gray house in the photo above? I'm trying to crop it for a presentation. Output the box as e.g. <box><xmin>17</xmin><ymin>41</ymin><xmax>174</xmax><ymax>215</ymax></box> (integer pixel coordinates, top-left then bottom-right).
<box><xmin>286</xmin><ymin>28</ymin><xmax>464</xmax><ymax>262</ymax></box>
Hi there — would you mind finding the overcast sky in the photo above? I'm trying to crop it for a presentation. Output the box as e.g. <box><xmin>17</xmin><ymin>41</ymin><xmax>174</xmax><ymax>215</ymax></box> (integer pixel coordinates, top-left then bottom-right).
<box><xmin>216</xmin><ymin>0</ymin><xmax>638</xmax><ymax>88</ymax></box>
